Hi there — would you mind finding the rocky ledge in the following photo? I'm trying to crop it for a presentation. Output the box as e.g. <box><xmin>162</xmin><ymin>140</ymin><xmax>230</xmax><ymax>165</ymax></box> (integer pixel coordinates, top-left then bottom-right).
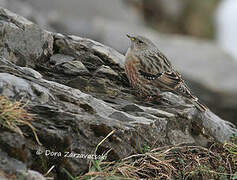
<box><xmin>0</xmin><ymin>7</ymin><xmax>236</xmax><ymax>180</ymax></box>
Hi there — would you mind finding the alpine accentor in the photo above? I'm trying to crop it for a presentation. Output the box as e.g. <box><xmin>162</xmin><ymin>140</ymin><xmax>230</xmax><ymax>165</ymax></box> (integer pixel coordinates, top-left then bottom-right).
<box><xmin>125</xmin><ymin>35</ymin><xmax>207</xmax><ymax>112</ymax></box>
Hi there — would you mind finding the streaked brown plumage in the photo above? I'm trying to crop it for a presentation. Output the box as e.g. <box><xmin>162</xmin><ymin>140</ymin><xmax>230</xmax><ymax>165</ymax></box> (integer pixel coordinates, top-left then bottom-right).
<box><xmin>125</xmin><ymin>35</ymin><xmax>207</xmax><ymax>112</ymax></box>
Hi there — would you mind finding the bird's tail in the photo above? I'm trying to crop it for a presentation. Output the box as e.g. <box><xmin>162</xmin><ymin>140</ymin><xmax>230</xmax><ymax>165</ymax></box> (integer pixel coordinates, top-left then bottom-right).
<box><xmin>191</xmin><ymin>98</ymin><xmax>208</xmax><ymax>112</ymax></box>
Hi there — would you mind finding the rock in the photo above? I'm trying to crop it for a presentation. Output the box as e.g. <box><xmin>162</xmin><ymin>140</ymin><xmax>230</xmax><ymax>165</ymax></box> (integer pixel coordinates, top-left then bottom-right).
<box><xmin>49</xmin><ymin>54</ymin><xmax>75</xmax><ymax>65</ymax></box>
<box><xmin>17</xmin><ymin>170</ymin><xmax>46</xmax><ymax>180</ymax></box>
<box><xmin>0</xmin><ymin>7</ymin><xmax>236</xmax><ymax>179</ymax></box>
<box><xmin>0</xmin><ymin>148</ymin><xmax>27</xmax><ymax>173</ymax></box>
<box><xmin>93</xmin><ymin>65</ymin><xmax>119</xmax><ymax>79</ymax></box>
<box><xmin>0</xmin><ymin>72</ymin><xmax>51</xmax><ymax>103</ymax></box>
<box><xmin>0</xmin><ymin>7</ymin><xmax>53</xmax><ymax>68</ymax></box>
<box><xmin>57</xmin><ymin>60</ymin><xmax>89</xmax><ymax>76</ymax></box>
<box><xmin>121</xmin><ymin>104</ymin><xmax>144</xmax><ymax>112</ymax></box>
<box><xmin>0</xmin><ymin>73</ymin><xmax>35</xmax><ymax>98</ymax></box>
<box><xmin>21</xmin><ymin>67</ymin><xmax>42</xmax><ymax>79</ymax></box>
<box><xmin>168</xmin><ymin>130</ymin><xmax>195</xmax><ymax>145</ymax></box>
<box><xmin>50</xmin><ymin>54</ymin><xmax>90</xmax><ymax>76</ymax></box>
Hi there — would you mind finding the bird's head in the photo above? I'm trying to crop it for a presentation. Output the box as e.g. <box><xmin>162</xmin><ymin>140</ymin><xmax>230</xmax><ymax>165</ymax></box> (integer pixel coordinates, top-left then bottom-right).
<box><xmin>126</xmin><ymin>34</ymin><xmax>155</xmax><ymax>51</ymax></box>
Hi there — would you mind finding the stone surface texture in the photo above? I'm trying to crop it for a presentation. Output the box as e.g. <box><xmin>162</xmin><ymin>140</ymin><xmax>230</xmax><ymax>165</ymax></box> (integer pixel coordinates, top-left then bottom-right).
<box><xmin>0</xmin><ymin>7</ymin><xmax>236</xmax><ymax>179</ymax></box>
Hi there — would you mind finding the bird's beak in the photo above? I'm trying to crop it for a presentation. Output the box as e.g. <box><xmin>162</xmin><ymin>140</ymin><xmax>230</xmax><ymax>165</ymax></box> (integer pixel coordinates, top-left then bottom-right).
<box><xmin>126</xmin><ymin>34</ymin><xmax>135</xmax><ymax>41</ymax></box>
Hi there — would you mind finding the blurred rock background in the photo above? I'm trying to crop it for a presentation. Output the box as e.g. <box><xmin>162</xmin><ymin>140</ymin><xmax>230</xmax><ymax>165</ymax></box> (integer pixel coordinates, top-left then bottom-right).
<box><xmin>128</xmin><ymin>0</ymin><xmax>219</xmax><ymax>38</ymax></box>
<box><xmin>1</xmin><ymin>0</ymin><xmax>237</xmax><ymax>126</ymax></box>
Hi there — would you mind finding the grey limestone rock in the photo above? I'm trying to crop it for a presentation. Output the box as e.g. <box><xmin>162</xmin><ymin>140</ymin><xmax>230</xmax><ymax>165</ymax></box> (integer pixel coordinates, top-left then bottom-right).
<box><xmin>0</xmin><ymin>7</ymin><xmax>236</xmax><ymax>179</ymax></box>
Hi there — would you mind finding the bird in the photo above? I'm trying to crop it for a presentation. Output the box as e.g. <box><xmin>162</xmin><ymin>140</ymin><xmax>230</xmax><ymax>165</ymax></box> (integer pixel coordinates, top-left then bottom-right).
<box><xmin>124</xmin><ymin>34</ymin><xmax>208</xmax><ymax>112</ymax></box>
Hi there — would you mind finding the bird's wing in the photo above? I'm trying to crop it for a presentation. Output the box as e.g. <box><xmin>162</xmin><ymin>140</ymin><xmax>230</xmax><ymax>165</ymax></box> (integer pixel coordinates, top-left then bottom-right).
<box><xmin>138</xmin><ymin>51</ymin><xmax>173</xmax><ymax>74</ymax></box>
<box><xmin>151</xmin><ymin>52</ymin><xmax>172</xmax><ymax>70</ymax></box>
<box><xmin>139</xmin><ymin>70</ymin><xmax>180</xmax><ymax>87</ymax></box>
<box><xmin>138</xmin><ymin>70</ymin><xmax>162</xmax><ymax>80</ymax></box>
<box><xmin>139</xmin><ymin>70</ymin><xmax>196</xmax><ymax>99</ymax></box>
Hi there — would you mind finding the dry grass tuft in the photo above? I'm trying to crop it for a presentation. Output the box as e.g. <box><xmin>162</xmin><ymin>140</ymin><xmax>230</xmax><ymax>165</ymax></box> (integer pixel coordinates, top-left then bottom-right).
<box><xmin>0</xmin><ymin>95</ymin><xmax>41</xmax><ymax>145</ymax></box>
<box><xmin>80</xmin><ymin>141</ymin><xmax>237</xmax><ymax>180</ymax></box>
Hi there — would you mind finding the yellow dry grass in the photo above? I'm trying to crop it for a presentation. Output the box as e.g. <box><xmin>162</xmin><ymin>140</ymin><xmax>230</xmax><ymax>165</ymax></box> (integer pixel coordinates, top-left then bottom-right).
<box><xmin>0</xmin><ymin>95</ymin><xmax>41</xmax><ymax>145</ymax></box>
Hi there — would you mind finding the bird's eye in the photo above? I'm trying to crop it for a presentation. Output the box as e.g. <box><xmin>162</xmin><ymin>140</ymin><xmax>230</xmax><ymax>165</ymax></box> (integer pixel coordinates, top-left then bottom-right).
<box><xmin>138</xmin><ymin>40</ymin><xmax>143</xmax><ymax>44</ymax></box>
